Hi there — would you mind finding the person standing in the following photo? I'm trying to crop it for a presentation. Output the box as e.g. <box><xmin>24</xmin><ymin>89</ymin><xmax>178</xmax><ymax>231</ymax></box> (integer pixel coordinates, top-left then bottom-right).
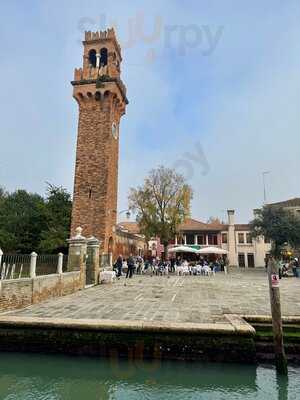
<box><xmin>292</xmin><ymin>257</ymin><xmax>299</xmax><ymax>277</ymax></box>
<box><xmin>116</xmin><ymin>255</ymin><xmax>123</xmax><ymax>279</ymax></box>
<box><xmin>170</xmin><ymin>257</ymin><xmax>175</xmax><ymax>273</ymax></box>
<box><xmin>127</xmin><ymin>254</ymin><xmax>135</xmax><ymax>279</ymax></box>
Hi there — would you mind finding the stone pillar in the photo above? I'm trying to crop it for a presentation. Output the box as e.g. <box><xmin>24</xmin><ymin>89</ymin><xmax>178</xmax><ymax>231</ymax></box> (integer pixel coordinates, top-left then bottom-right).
<box><xmin>194</xmin><ymin>235</ymin><xmax>198</xmax><ymax>245</ymax></box>
<box><xmin>67</xmin><ymin>227</ymin><xmax>87</xmax><ymax>288</ymax></box>
<box><xmin>252</xmin><ymin>209</ymin><xmax>266</xmax><ymax>267</ymax></box>
<box><xmin>86</xmin><ymin>237</ymin><xmax>100</xmax><ymax>285</ymax></box>
<box><xmin>227</xmin><ymin>210</ymin><xmax>238</xmax><ymax>267</ymax></box>
<box><xmin>184</xmin><ymin>235</ymin><xmax>187</xmax><ymax>245</ymax></box>
<box><xmin>30</xmin><ymin>252</ymin><xmax>37</xmax><ymax>278</ymax></box>
<box><xmin>175</xmin><ymin>236</ymin><xmax>178</xmax><ymax>245</ymax></box>
<box><xmin>57</xmin><ymin>253</ymin><xmax>64</xmax><ymax>274</ymax></box>
<box><xmin>108</xmin><ymin>252</ymin><xmax>113</xmax><ymax>268</ymax></box>
<box><xmin>96</xmin><ymin>53</ymin><xmax>100</xmax><ymax>68</ymax></box>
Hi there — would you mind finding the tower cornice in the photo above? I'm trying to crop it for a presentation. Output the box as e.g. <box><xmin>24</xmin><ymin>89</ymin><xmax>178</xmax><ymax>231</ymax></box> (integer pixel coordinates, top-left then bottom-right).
<box><xmin>71</xmin><ymin>77</ymin><xmax>129</xmax><ymax>105</ymax></box>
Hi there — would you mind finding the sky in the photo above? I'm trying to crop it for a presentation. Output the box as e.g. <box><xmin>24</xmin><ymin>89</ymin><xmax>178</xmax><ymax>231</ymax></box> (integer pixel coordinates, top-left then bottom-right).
<box><xmin>1</xmin><ymin>0</ymin><xmax>300</xmax><ymax>223</ymax></box>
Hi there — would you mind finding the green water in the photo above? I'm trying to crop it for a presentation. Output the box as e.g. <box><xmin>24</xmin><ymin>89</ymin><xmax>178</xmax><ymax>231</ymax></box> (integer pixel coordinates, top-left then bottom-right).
<box><xmin>0</xmin><ymin>353</ymin><xmax>299</xmax><ymax>400</ymax></box>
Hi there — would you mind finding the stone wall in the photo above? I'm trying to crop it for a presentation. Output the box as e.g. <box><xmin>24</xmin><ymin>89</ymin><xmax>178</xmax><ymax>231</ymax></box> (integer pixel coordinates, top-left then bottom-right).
<box><xmin>0</xmin><ymin>317</ymin><xmax>257</xmax><ymax>363</ymax></box>
<box><xmin>0</xmin><ymin>272</ymin><xmax>83</xmax><ymax>312</ymax></box>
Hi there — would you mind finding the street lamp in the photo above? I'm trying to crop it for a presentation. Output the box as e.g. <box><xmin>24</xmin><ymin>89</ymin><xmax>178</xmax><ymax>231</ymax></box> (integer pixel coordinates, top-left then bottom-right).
<box><xmin>118</xmin><ymin>209</ymin><xmax>131</xmax><ymax>219</ymax></box>
<box><xmin>108</xmin><ymin>209</ymin><xmax>131</xmax><ymax>219</ymax></box>
<box><xmin>262</xmin><ymin>171</ymin><xmax>270</xmax><ymax>204</ymax></box>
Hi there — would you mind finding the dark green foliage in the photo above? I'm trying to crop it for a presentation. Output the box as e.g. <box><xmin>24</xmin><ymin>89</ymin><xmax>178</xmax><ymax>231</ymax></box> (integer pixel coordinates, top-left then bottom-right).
<box><xmin>0</xmin><ymin>184</ymin><xmax>72</xmax><ymax>254</ymax></box>
<box><xmin>0</xmin><ymin>189</ymin><xmax>46</xmax><ymax>253</ymax></box>
<box><xmin>39</xmin><ymin>184</ymin><xmax>72</xmax><ymax>254</ymax></box>
<box><xmin>250</xmin><ymin>206</ymin><xmax>300</xmax><ymax>257</ymax></box>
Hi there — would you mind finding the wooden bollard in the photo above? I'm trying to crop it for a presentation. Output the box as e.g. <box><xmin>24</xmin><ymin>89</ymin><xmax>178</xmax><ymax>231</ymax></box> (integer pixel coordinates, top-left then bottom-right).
<box><xmin>268</xmin><ymin>256</ymin><xmax>288</xmax><ymax>375</ymax></box>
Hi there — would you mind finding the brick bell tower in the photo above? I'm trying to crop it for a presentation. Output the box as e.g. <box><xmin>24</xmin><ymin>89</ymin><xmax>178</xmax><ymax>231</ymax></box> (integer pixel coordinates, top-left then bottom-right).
<box><xmin>71</xmin><ymin>29</ymin><xmax>128</xmax><ymax>253</ymax></box>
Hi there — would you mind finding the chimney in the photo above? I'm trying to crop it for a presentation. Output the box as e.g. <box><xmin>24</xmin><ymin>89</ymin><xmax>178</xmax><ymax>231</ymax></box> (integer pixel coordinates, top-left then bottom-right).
<box><xmin>227</xmin><ymin>209</ymin><xmax>235</xmax><ymax>226</ymax></box>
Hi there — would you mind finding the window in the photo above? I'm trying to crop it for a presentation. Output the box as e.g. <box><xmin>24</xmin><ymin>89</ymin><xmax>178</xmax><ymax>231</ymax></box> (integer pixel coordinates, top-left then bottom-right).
<box><xmin>208</xmin><ymin>234</ymin><xmax>218</xmax><ymax>245</ymax></box>
<box><xmin>88</xmin><ymin>49</ymin><xmax>97</xmax><ymax>67</ymax></box>
<box><xmin>178</xmin><ymin>236</ymin><xmax>185</xmax><ymax>245</ymax></box>
<box><xmin>197</xmin><ymin>235</ymin><xmax>205</xmax><ymax>245</ymax></box>
<box><xmin>247</xmin><ymin>253</ymin><xmax>255</xmax><ymax>268</ymax></box>
<box><xmin>238</xmin><ymin>253</ymin><xmax>245</xmax><ymax>267</ymax></box>
<box><xmin>100</xmin><ymin>47</ymin><xmax>108</xmax><ymax>66</ymax></box>
<box><xmin>238</xmin><ymin>233</ymin><xmax>245</xmax><ymax>244</ymax></box>
<box><xmin>186</xmin><ymin>234</ymin><xmax>195</xmax><ymax>245</ymax></box>
<box><xmin>222</xmin><ymin>233</ymin><xmax>228</xmax><ymax>244</ymax></box>
<box><xmin>246</xmin><ymin>233</ymin><xmax>252</xmax><ymax>244</ymax></box>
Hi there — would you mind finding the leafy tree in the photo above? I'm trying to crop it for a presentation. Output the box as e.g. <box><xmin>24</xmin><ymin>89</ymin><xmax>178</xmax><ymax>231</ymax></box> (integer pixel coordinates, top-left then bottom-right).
<box><xmin>249</xmin><ymin>206</ymin><xmax>300</xmax><ymax>258</ymax></box>
<box><xmin>128</xmin><ymin>166</ymin><xmax>193</xmax><ymax>257</ymax></box>
<box><xmin>207</xmin><ymin>216</ymin><xmax>223</xmax><ymax>224</ymax></box>
<box><xmin>0</xmin><ymin>184</ymin><xmax>72</xmax><ymax>254</ymax></box>
<box><xmin>39</xmin><ymin>184</ymin><xmax>72</xmax><ymax>253</ymax></box>
<box><xmin>0</xmin><ymin>189</ymin><xmax>47</xmax><ymax>253</ymax></box>
<box><xmin>0</xmin><ymin>186</ymin><xmax>6</xmax><ymax>200</ymax></box>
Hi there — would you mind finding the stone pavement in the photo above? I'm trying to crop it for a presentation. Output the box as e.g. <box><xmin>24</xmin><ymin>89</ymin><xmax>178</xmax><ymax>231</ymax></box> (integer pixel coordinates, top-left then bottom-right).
<box><xmin>3</xmin><ymin>271</ymin><xmax>300</xmax><ymax>324</ymax></box>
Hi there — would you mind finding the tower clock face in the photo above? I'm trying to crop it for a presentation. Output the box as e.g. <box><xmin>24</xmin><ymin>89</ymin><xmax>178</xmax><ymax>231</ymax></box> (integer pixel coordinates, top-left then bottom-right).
<box><xmin>112</xmin><ymin>122</ymin><xmax>118</xmax><ymax>140</ymax></box>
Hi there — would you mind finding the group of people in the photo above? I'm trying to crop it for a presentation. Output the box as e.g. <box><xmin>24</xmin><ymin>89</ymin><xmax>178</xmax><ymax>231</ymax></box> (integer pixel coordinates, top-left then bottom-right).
<box><xmin>114</xmin><ymin>254</ymin><xmax>139</xmax><ymax>279</ymax></box>
<box><xmin>113</xmin><ymin>254</ymin><xmax>228</xmax><ymax>279</ymax></box>
<box><xmin>279</xmin><ymin>257</ymin><xmax>300</xmax><ymax>278</ymax></box>
<box><xmin>175</xmin><ymin>257</ymin><xmax>228</xmax><ymax>275</ymax></box>
<box><xmin>265</xmin><ymin>254</ymin><xmax>300</xmax><ymax>278</ymax></box>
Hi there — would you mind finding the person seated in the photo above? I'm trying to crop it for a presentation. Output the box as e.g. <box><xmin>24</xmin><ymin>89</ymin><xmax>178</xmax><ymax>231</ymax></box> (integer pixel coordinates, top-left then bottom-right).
<box><xmin>202</xmin><ymin>265</ymin><xmax>211</xmax><ymax>276</ymax></box>
<box><xmin>195</xmin><ymin>264</ymin><xmax>202</xmax><ymax>275</ymax></box>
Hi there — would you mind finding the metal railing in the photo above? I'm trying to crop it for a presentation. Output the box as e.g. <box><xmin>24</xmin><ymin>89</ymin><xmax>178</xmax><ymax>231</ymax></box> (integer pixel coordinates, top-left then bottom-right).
<box><xmin>0</xmin><ymin>252</ymin><xmax>68</xmax><ymax>280</ymax></box>
<box><xmin>0</xmin><ymin>254</ymin><xmax>31</xmax><ymax>279</ymax></box>
<box><xmin>36</xmin><ymin>254</ymin><xmax>68</xmax><ymax>276</ymax></box>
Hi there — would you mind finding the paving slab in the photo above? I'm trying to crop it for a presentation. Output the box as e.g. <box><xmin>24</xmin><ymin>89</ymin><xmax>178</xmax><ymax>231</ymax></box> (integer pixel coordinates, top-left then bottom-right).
<box><xmin>2</xmin><ymin>270</ymin><xmax>300</xmax><ymax>324</ymax></box>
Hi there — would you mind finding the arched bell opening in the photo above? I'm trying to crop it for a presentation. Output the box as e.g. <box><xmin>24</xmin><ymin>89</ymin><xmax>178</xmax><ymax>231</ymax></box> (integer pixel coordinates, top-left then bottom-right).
<box><xmin>100</xmin><ymin>47</ymin><xmax>108</xmax><ymax>66</ymax></box>
<box><xmin>88</xmin><ymin>49</ymin><xmax>97</xmax><ymax>67</ymax></box>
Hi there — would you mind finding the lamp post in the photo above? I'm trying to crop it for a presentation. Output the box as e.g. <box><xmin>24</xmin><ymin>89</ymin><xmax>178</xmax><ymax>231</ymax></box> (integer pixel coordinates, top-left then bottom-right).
<box><xmin>262</xmin><ymin>171</ymin><xmax>270</xmax><ymax>204</ymax></box>
<box><xmin>118</xmin><ymin>209</ymin><xmax>131</xmax><ymax>220</ymax></box>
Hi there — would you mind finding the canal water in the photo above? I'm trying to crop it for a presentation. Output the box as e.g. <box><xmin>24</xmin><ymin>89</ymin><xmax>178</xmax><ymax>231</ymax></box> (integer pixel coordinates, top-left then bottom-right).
<box><xmin>0</xmin><ymin>353</ymin><xmax>298</xmax><ymax>399</ymax></box>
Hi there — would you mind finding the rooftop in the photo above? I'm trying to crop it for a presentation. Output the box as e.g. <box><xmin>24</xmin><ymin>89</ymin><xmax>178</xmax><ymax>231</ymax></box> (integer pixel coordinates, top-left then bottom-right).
<box><xmin>267</xmin><ymin>198</ymin><xmax>300</xmax><ymax>208</ymax></box>
<box><xmin>178</xmin><ymin>218</ymin><xmax>227</xmax><ymax>232</ymax></box>
<box><xmin>117</xmin><ymin>221</ymin><xmax>141</xmax><ymax>235</ymax></box>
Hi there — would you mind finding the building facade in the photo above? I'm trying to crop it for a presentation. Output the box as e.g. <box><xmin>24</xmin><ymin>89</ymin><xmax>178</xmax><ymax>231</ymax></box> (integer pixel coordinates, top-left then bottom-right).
<box><xmin>268</xmin><ymin>198</ymin><xmax>300</xmax><ymax>217</ymax></box>
<box><xmin>175</xmin><ymin>210</ymin><xmax>271</xmax><ymax>268</ymax></box>
<box><xmin>70</xmin><ymin>29</ymin><xmax>128</xmax><ymax>253</ymax></box>
<box><xmin>115</xmin><ymin>222</ymin><xmax>147</xmax><ymax>259</ymax></box>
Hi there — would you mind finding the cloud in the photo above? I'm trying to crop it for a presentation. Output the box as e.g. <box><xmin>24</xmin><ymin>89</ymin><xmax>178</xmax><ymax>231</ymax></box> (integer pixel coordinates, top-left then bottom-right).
<box><xmin>1</xmin><ymin>1</ymin><xmax>300</xmax><ymax>224</ymax></box>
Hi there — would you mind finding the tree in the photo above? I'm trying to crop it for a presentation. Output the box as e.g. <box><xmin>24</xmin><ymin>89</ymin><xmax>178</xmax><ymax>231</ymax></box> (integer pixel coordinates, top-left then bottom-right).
<box><xmin>39</xmin><ymin>184</ymin><xmax>72</xmax><ymax>253</ymax></box>
<box><xmin>0</xmin><ymin>184</ymin><xmax>72</xmax><ymax>254</ymax></box>
<box><xmin>207</xmin><ymin>216</ymin><xmax>223</xmax><ymax>225</ymax></box>
<box><xmin>0</xmin><ymin>189</ymin><xmax>47</xmax><ymax>253</ymax></box>
<box><xmin>250</xmin><ymin>206</ymin><xmax>300</xmax><ymax>258</ymax></box>
<box><xmin>128</xmin><ymin>166</ymin><xmax>193</xmax><ymax>257</ymax></box>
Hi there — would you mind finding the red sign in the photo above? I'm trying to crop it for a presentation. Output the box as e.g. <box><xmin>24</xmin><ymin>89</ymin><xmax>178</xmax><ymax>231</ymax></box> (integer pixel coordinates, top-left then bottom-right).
<box><xmin>271</xmin><ymin>274</ymin><xmax>280</xmax><ymax>288</ymax></box>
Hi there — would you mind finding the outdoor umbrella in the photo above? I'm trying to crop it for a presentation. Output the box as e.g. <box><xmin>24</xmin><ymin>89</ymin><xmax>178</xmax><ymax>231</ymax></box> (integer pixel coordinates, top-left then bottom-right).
<box><xmin>168</xmin><ymin>246</ymin><xmax>199</xmax><ymax>253</ymax></box>
<box><xmin>197</xmin><ymin>246</ymin><xmax>228</xmax><ymax>255</ymax></box>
